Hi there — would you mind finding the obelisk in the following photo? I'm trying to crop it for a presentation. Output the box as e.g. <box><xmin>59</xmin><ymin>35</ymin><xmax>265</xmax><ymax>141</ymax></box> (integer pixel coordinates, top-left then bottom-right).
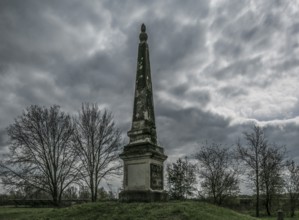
<box><xmin>119</xmin><ymin>24</ymin><xmax>168</xmax><ymax>202</ymax></box>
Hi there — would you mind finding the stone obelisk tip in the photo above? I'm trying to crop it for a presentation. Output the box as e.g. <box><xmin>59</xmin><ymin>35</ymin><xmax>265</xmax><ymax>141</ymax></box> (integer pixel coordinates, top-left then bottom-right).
<box><xmin>141</xmin><ymin>23</ymin><xmax>146</xmax><ymax>32</ymax></box>
<box><xmin>139</xmin><ymin>23</ymin><xmax>148</xmax><ymax>42</ymax></box>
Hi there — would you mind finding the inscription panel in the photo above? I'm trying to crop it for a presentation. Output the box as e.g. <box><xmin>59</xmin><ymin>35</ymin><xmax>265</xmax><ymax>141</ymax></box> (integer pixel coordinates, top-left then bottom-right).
<box><xmin>127</xmin><ymin>163</ymin><xmax>146</xmax><ymax>189</ymax></box>
<box><xmin>150</xmin><ymin>163</ymin><xmax>163</xmax><ymax>190</ymax></box>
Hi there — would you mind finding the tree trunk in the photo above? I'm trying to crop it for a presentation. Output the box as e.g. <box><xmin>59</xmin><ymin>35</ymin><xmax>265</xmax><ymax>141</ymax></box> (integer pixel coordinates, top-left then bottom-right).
<box><xmin>265</xmin><ymin>197</ymin><xmax>271</xmax><ymax>216</ymax></box>
<box><xmin>94</xmin><ymin>186</ymin><xmax>98</xmax><ymax>202</ymax></box>
<box><xmin>90</xmin><ymin>174</ymin><xmax>96</xmax><ymax>202</ymax></box>
<box><xmin>52</xmin><ymin>188</ymin><xmax>59</xmax><ymax>207</ymax></box>
<box><xmin>91</xmin><ymin>188</ymin><xmax>96</xmax><ymax>202</ymax></box>
<box><xmin>213</xmin><ymin>189</ymin><xmax>217</xmax><ymax>205</ymax></box>
<box><xmin>265</xmin><ymin>186</ymin><xmax>271</xmax><ymax>216</ymax></box>
<box><xmin>91</xmin><ymin>194</ymin><xmax>96</xmax><ymax>202</ymax></box>
<box><xmin>290</xmin><ymin>198</ymin><xmax>295</xmax><ymax>217</ymax></box>
<box><xmin>218</xmin><ymin>195</ymin><xmax>223</xmax><ymax>206</ymax></box>
<box><xmin>256</xmin><ymin>169</ymin><xmax>259</xmax><ymax>217</ymax></box>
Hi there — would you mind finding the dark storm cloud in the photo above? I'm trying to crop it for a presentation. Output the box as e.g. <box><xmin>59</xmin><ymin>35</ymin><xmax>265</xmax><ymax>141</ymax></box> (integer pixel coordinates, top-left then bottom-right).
<box><xmin>0</xmin><ymin>1</ymin><xmax>93</xmax><ymax>65</ymax></box>
<box><xmin>0</xmin><ymin>0</ymin><xmax>299</xmax><ymax>169</ymax></box>
<box><xmin>155</xmin><ymin>104</ymin><xmax>233</xmax><ymax>156</ymax></box>
<box><xmin>0</xmin><ymin>0</ymin><xmax>120</xmax><ymax>89</ymax></box>
<box><xmin>56</xmin><ymin>51</ymin><xmax>129</xmax><ymax>91</ymax></box>
<box><xmin>0</xmin><ymin>0</ymin><xmax>134</xmax><ymax>119</ymax></box>
<box><xmin>0</xmin><ymin>64</ymin><xmax>9</xmax><ymax>76</ymax></box>
<box><xmin>264</xmin><ymin>123</ymin><xmax>299</xmax><ymax>161</ymax></box>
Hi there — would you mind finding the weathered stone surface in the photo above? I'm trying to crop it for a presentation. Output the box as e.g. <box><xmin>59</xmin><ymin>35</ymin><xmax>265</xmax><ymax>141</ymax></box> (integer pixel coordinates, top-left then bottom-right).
<box><xmin>119</xmin><ymin>24</ymin><xmax>167</xmax><ymax>202</ymax></box>
<box><xmin>128</xmin><ymin>23</ymin><xmax>157</xmax><ymax>145</ymax></box>
<box><xmin>150</xmin><ymin>164</ymin><xmax>163</xmax><ymax>190</ymax></box>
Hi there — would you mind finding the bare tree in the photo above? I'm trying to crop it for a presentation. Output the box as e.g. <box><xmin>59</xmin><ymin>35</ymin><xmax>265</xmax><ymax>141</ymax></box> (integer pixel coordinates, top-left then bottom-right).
<box><xmin>237</xmin><ymin>125</ymin><xmax>268</xmax><ymax>217</ymax></box>
<box><xmin>196</xmin><ymin>143</ymin><xmax>239</xmax><ymax>205</ymax></box>
<box><xmin>0</xmin><ymin>105</ymin><xmax>78</xmax><ymax>206</ymax></box>
<box><xmin>285</xmin><ymin>160</ymin><xmax>299</xmax><ymax>217</ymax></box>
<box><xmin>166</xmin><ymin>157</ymin><xmax>197</xmax><ymax>200</ymax></box>
<box><xmin>260</xmin><ymin>145</ymin><xmax>285</xmax><ymax>216</ymax></box>
<box><xmin>73</xmin><ymin>103</ymin><xmax>121</xmax><ymax>202</ymax></box>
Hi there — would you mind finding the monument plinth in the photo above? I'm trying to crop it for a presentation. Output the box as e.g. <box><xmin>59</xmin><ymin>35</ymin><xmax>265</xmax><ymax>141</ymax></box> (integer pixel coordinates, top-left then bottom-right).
<box><xmin>119</xmin><ymin>24</ymin><xmax>168</xmax><ymax>202</ymax></box>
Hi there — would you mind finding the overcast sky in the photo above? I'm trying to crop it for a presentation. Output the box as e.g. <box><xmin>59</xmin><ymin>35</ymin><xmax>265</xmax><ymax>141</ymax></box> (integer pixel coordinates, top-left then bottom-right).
<box><xmin>1</xmin><ymin>0</ymin><xmax>299</xmax><ymax>191</ymax></box>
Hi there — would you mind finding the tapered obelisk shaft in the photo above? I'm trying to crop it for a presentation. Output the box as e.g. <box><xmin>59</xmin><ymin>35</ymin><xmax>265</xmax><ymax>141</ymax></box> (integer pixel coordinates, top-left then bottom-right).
<box><xmin>128</xmin><ymin>23</ymin><xmax>157</xmax><ymax>145</ymax></box>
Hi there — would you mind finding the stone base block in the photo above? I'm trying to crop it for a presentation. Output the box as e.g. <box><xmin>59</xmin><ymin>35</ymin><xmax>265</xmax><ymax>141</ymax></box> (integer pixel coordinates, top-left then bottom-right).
<box><xmin>119</xmin><ymin>190</ymin><xmax>168</xmax><ymax>202</ymax></box>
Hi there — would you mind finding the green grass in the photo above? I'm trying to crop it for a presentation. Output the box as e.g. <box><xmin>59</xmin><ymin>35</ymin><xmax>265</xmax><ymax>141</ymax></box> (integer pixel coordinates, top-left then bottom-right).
<box><xmin>260</xmin><ymin>216</ymin><xmax>299</xmax><ymax>220</ymax></box>
<box><xmin>1</xmin><ymin>201</ymin><xmax>299</xmax><ymax>220</ymax></box>
<box><xmin>0</xmin><ymin>201</ymin><xmax>260</xmax><ymax>220</ymax></box>
<box><xmin>0</xmin><ymin>207</ymin><xmax>53</xmax><ymax>220</ymax></box>
<box><xmin>255</xmin><ymin>215</ymin><xmax>299</xmax><ymax>220</ymax></box>
<box><xmin>241</xmin><ymin>210</ymin><xmax>299</xmax><ymax>220</ymax></box>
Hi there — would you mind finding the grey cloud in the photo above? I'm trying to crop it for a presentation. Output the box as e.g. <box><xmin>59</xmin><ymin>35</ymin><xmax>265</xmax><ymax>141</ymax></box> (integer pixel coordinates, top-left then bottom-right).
<box><xmin>241</xmin><ymin>27</ymin><xmax>259</xmax><ymax>42</ymax></box>
<box><xmin>0</xmin><ymin>129</ymin><xmax>8</xmax><ymax>148</ymax></box>
<box><xmin>156</xmin><ymin>97</ymin><xmax>299</xmax><ymax>160</ymax></box>
<box><xmin>222</xmin><ymin>10</ymin><xmax>281</xmax><ymax>44</ymax></box>
<box><xmin>187</xmin><ymin>90</ymin><xmax>211</xmax><ymax>107</ymax></box>
<box><xmin>0</xmin><ymin>64</ymin><xmax>9</xmax><ymax>76</ymax></box>
<box><xmin>0</xmin><ymin>0</ymin><xmax>108</xmax><ymax>74</ymax></box>
<box><xmin>218</xmin><ymin>86</ymin><xmax>248</xmax><ymax>98</ymax></box>
<box><xmin>211</xmin><ymin>56</ymin><xmax>262</xmax><ymax>80</ymax></box>
<box><xmin>274</xmin><ymin>58</ymin><xmax>299</xmax><ymax>72</ymax></box>
<box><xmin>215</xmin><ymin>0</ymin><xmax>246</xmax><ymax>17</ymax></box>
<box><xmin>264</xmin><ymin>123</ymin><xmax>299</xmax><ymax>161</ymax></box>
<box><xmin>170</xmin><ymin>83</ymin><xmax>189</xmax><ymax>96</ymax></box>
<box><xmin>56</xmin><ymin>51</ymin><xmax>128</xmax><ymax>89</ymax></box>
<box><xmin>0</xmin><ymin>0</ymin><xmax>299</xmax><ymax>167</ymax></box>
<box><xmin>213</xmin><ymin>39</ymin><xmax>243</xmax><ymax>60</ymax></box>
<box><xmin>168</xmin><ymin>84</ymin><xmax>211</xmax><ymax>107</ymax></box>
<box><xmin>211</xmin><ymin>3</ymin><xmax>284</xmax><ymax>61</ymax></box>
<box><xmin>149</xmin><ymin>21</ymin><xmax>207</xmax><ymax>75</ymax></box>
<box><xmin>291</xmin><ymin>23</ymin><xmax>299</xmax><ymax>34</ymax></box>
<box><xmin>155</xmin><ymin>105</ymin><xmax>232</xmax><ymax>156</ymax></box>
<box><xmin>206</xmin><ymin>1</ymin><xmax>298</xmax><ymax>94</ymax></box>
<box><xmin>103</xmin><ymin>0</ymin><xmax>210</xmax><ymax>27</ymax></box>
<box><xmin>290</xmin><ymin>101</ymin><xmax>299</xmax><ymax>118</ymax></box>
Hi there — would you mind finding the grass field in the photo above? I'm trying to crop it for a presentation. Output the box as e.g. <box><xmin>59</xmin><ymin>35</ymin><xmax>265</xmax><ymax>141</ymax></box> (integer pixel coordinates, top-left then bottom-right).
<box><xmin>0</xmin><ymin>201</ymin><xmax>298</xmax><ymax>220</ymax></box>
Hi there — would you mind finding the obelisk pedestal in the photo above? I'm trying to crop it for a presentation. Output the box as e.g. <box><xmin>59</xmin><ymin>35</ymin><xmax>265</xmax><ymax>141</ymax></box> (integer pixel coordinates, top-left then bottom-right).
<box><xmin>119</xmin><ymin>24</ymin><xmax>167</xmax><ymax>202</ymax></box>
